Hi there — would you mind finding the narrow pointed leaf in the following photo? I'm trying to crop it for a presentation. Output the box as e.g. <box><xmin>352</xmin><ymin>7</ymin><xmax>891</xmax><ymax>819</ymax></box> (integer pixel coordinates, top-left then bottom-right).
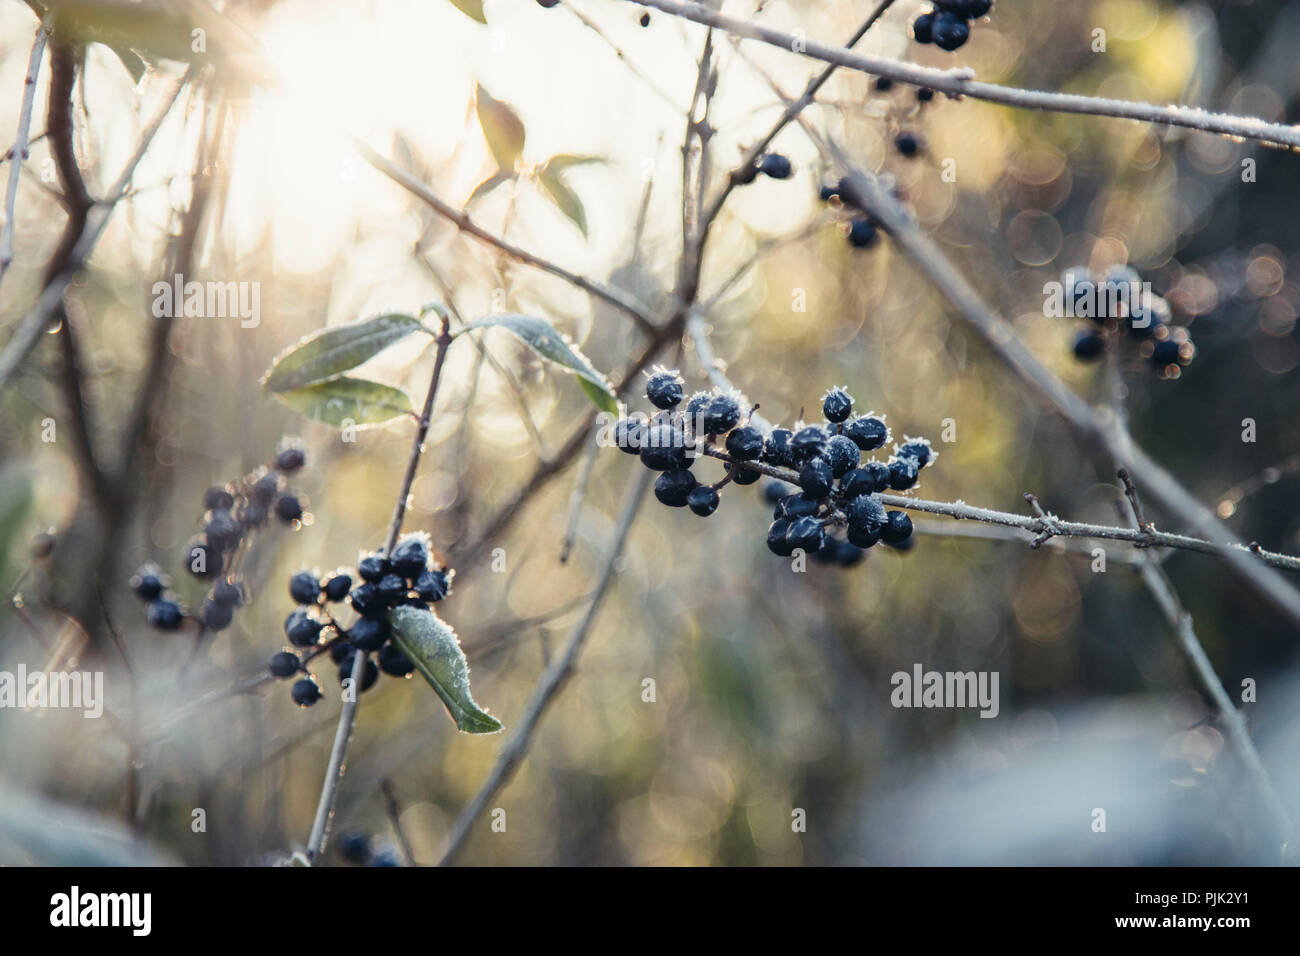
<box><xmin>475</xmin><ymin>85</ymin><xmax>526</xmax><ymax>172</ymax></box>
<box><xmin>262</xmin><ymin>314</ymin><xmax>428</xmax><ymax>393</ymax></box>
<box><xmin>447</xmin><ymin>0</ymin><xmax>487</xmax><ymax>23</ymax></box>
<box><xmin>541</xmin><ymin>154</ymin><xmax>605</xmax><ymax>175</ymax></box>
<box><xmin>387</xmin><ymin>606</ymin><xmax>503</xmax><ymax>734</ymax></box>
<box><xmin>467</xmin><ymin>169</ymin><xmax>514</xmax><ymax>205</ymax></box>
<box><xmin>457</xmin><ymin>314</ymin><xmax>617</xmax><ymax>415</ymax></box>
<box><xmin>537</xmin><ymin>168</ymin><xmax>588</xmax><ymax>238</ymax></box>
<box><xmin>272</xmin><ymin>378</ymin><xmax>413</xmax><ymax>428</ymax></box>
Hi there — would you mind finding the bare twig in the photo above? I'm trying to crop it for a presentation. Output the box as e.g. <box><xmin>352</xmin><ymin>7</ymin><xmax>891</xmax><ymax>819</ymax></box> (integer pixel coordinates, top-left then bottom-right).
<box><xmin>629</xmin><ymin>0</ymin><xmax>1300</xmax><ymax>149</ymax></box>
<box><xmin>380</xmin><ymin>779</ymin><xmax>417</xmax><ymax>866</ymax></box>
<box><xmin>306</xmin><ymin>313</ymin><xmax>455</xmax><ymax>863</ymax></box>
<box><xmin>0</xmin><ymin>12</ymin><xmax>53</xmax><ymax>293</ymax></box>
<box><xmin>353</xmin><ymin>137</ymin><xmax>657</xmax><ymax>334</ymax></box>
<box><xmin>439</xmin><ymin>466</ymin><xmax>653</xmax><ymax>865</ymax></box>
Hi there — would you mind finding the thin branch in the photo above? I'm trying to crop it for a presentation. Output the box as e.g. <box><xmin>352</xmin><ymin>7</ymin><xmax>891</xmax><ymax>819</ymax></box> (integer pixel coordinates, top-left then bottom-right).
<box><xmin>438</xmin><ymin>465</ymin><xmax>653</xmax><ymax>865</ymax></box>
<box><xmin>380</xmin><ymin>779</ymin><xmax>417</xmax><ymax>867</ymax></box>
<box><xmin>306</xmin><ymin>313</ymin><xmax>455</xmax><ymax>863</ymax></box>
<box><xmin>699</xmin><ymin>446</ymin><xmax>1300</xmax><ymax>572</ymax></box>
<box><xmin>0</xmin><ymin>11</ymin><xmax>53</xmax><ymax>292</ymax></box>
<box><xmin>0</xmin><ymin>68</ymin><xmax>191</xmax><ymax>394</ymax></box>
<box><xmin>352</xmin><ymin>137</ymin><xmax>657</xmax><ymax>334</ymax></box>
<box><xmin>629</xmin><ymin>0</ymin><xmax>1300</xmax><ymax>149</ymax></box>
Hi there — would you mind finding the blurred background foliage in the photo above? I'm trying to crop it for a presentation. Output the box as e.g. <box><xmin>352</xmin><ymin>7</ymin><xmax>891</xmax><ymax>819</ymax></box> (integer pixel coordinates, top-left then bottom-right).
<box><xmin>1</xmin><ymin>0</ymin><xmax>1299</xmax><ymax>865</ymax></box>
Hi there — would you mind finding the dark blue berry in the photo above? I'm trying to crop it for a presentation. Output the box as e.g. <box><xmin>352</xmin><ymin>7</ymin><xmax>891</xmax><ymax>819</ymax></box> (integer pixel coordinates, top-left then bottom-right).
<box><xmin>646</xmin><ymin>371</ymin><xmax>684</xmax><ymax>409</ymax></box>
<box><xmin>337</xmin><ymin>832</ymin><xmax>371</xmax><ymax>864</ymax></box>
<box><xmin>378</xmin><ymin>641</ymin><xmax>416</xmax><ymax>677</ymax></box>
<box><xmin>614</xmin><ymin>419</ymin><xmax>646</xmax><ymax>454</ymax></box>
<box><xmin>931</xmin><ymin>12</ymin><xmax>970</xmax><ymax>50</ymax></box>
<box><xmin>211</xmin><ymin>578</ymin><xmax>243</xmax><ymax>608</ymax></box>
<box><xmin>767</xmin><ymin>519</ymin><xmax>794</xmax><ymax>556</ymax></box>
<box><xmin>779</xmin><ymin>493</ymin><xmax>821</xmax><ymax>519</ymax></box>
<box><xmin>846</xmin><ymin>494</ymin><xmax>887</xmax><ymax>533</ymax></box>
<box><xmin>687</xmin><ymin>486</ymin><xmax>720</xmax><ymax>517</ymax></box>
<box><xmin>763</xmin><ymin>479</ymin><xmax>796</xmax><ymax>504</ymax></box>
<box><xmin>726</xmin><ymin>462</ymin><xmax>761</xmax><ymax>485</ymax></box>
<box><xmin>790</xmin><ymin>425</ymin><xmax>828</xmax><ymax>462</ymax></box>
<box><xmin>274</xmin><ymin>494</ymin><xmax>303</xmax><ymax>524</ymax></box>
<box><xmin>762</xmin><ymin>428</ymin><xmax>795</xmax><ymax>467</ymax></box>
<box><xmin>237</xmin><ymin>500</ymin><xmax>268</xmax><ymax>528</ymax></box>
<box><xmin>323</xmin><ymin>573</ymin><xmax>352</xmax><ymax>602</ymax></box>
<box><xmin>888</xmin><ymin>456</ymin><xmax>921</xmax><ymax>490</ymax></box>
<box><xmin>917</xmin><ymin>88</ymin><xmax>935</xmax><ymax>102</ymax></box>
<box><xmin>205</xmin><ymin>509</ymin><xmax>241</xmax><ymax>553</ymax></box>
<box><xmin>639</xmin><ymin>424</ymin><xmax>690</xmax><ymax>471</ymax></box>
<box><xmin>1073</xmin><ymin>329</ymin><xmax>1106</xmax><ymax>361</ymax></box>
<box><xmin>370</xmin><ymin>848</ymin><xmax>401</xmax><ymax>867</ymax></box>
<box><xmin>654</xmin><ymin>470</ymin><xmax>696</xmax><ymax>507</ymax></box>
<box><xmin>874</xmin><ymin>76</ymin><xmax>894</xmax><ymax>93</ymax></box>
<box><xmin>274</xmin><ymin>444</ymin><xmax>306</xmax><ymax>473</ymax></box>
<box><xmin>201</xmin><ymin>599</ymin><xmax>234</xmax><ymax>632</ymax></box>
<box><xmin>376</xmin><ymin>573</ymin><xmax>407</xmax><ymax>607</ymax></box>
<box><xmin>349</xmin><ymin>582</ymin><xmax>382</xmax><ymax>616</ymax></box>
<box><xmin>702</xmin><ymin>395</ymin><xmax>742</xmax><ymax>435</ymax></box>
<box><xmin>824</xmin><ymin>434</ymin><xmax>861</xmax><ymax>477</ymax></box>
<box><xmin>861</xmin><ymin>460</ymin><xmax>892</xmax><ymax>492</ymax></box>
<box><xmin>146</xmin><ymin>599</ymin><xmax>185</xmax><ymax>630</ymax></box>
<box><xmin>414</xmin><ymin>569</ymin><xmax>451</xmax><ymax>603</ymax></box>
<box><xmin>289</xmin><ymin>570</ymin><xmax>321</xmax><ymax>605</ymax></box>
<box><xmin>204</xmin><ymin>486</ymin><xmax>234</xmax><ymax>511</ymax></box>
<box><xmin>799</xmin><ymin>458</ymin><xmax>834</xmax><ymax>499</ymax></box>
<box><xmin>130</xmin><ymin>564</ymin><xmax>166</xmax><ymax>601</ymax></box>
<box><xmin>786</xmin><ymin>516</ymin><xmax>827</xmax><ymax>553</ymax></box>
<box><xmin>844</xmin><ymin>416</ymin><xmax>888</xmax><ymax>451</ymax></box>
<box><xmin>291</xmin><ymin>678</ymin><xmax>322</xmax><ymax>707</ymax></box>
<box><xmin>847</xmin><ymin>218</ymin><xmax>878</xmax><ymax>248</ymax></box>
<box><xmin>894</xmin><ymin>132</ymin><xmax>921</xmax><ymax>158</ymax></box>
<box><xmin>822</xmin><ymin>387</ymin><xmax>853</xmax><ymax>423</ymax></box>
<box><xmin>269</xmin><ymin>651</ymin><xmax>300</xmax><ymax>679</ymax></box>
<box><xmin>285</xmin><ymin>609</ymin><xmax>322</xmax><ymax>647</ymax></box>
<box><xmin>819</xmin><ymin>184</ymin><xmax>839</xmax><ymax>202</ymax></box>
<box><xmin>881</xmin><ymin>510</ymin><xmax>914</xmax><ymax>544</ymax></box>
<box><xmin>833</xmin><ymin>539</ymin><xmax>867</xmax><ymax>567</ymax></box>
<box><xmin>357</xmin><ymin>553</ymin><xmax>390</xmax><ymax>582</ymax></box>
<box><xmin>341</xmin><ymin>657</ymin><xmax>380</xmax><ymax>693</ymax></box>
<box><xmin>349</xmin><ymin>615</ymin><xmax>387</xmax><ymax>651</ymax></box>
<box><xmin>330</xmin><ymin>639</ymin><xmax>356</xmax><ymax>664</ymax></box>
<box><xmin>839</xmin><ymin>469</ymin><xmax>876</xmax><ymax>499</ymax></box>
<box><xmin>937</xmin><ymin>0</ymin><xmax>991</xmax><ymax>17</ymax></box>
<box><xmin>913</xmin><ymin>12</ymin><xmax>934</xmax><ymax>42</ymax></box>
<box><xmin>898</xmin><ymin>440</ymin><xmax>933</xmax><ymax>467</ymax></box>
<box><xmin>1150</xmin><ymin>339</ymin><xmax>1184</xmax><ymax>372</ymax></box>
<box><xmin>391</xmin><ymin>536</ymin><xmax>430</xmax><ymax>580</ymax></box>
<box><xmin>725</xmin><ymin>425</ymin><xmax>764</xmax><ymax>460</ymax></box>
<box><xmin>758</xmin><ymin>154</ymin><xmax>793</xmax><ymax>179</ymax></box>
<box><xmin>684</xmin><ymin>391</ymin><xmax>711</xmax><ymax>419</ymax></box>
<box><xmin>252</xmin><ymin>472</ymin><xmax>280</xmax><ymax>506</ymax></box>
<box><xmin>847</xmin><ymin>523</ymin><xmax>882</xmax><ymax>549</ymax></box>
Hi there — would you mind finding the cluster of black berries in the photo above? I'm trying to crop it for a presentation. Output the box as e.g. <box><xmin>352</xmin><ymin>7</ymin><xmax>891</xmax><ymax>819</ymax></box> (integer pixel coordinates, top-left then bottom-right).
<box><xmin>1061</xmin><ymin>266</ymin><xmax>1196</xmax><ymax>378</ymax></box>
<box><xmin>336</xmin><ymin>831</ymin><xmax>401</xmax><ymax>867</ymax></box>
<box><xmin>268</xmin><ymin>533</ymin><xmax>450</xmax><ymax>708</ymax></box>
<box><xmin>613</xmin><ymin>373</ymin><xmax>931</xmax><ymax>565</ymax></box>
<box><xmin>913</xmin><ymin>1</ymin><xmax>993</xmax><ymax>51</ymax></box>
<box><xmin>130</xmin><ymin>441</ymin><xmax>310</xmax><ymax>634</ymax></box>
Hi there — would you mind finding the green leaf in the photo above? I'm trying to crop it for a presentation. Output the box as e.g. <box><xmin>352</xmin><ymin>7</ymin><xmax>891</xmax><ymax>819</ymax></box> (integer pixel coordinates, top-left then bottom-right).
<box><xmin>262</xmin><ymin>314</ymin><xmax>429</xmax><ymax>393</ymax></box>
<box><xmin>467</xmin><ymin>169</ymin><xmax>515</xmax><ymax>205</ymax></box>
<box><xmin>541</xmin><ymin>154</ymin><xmax>605</xmax><ymax>175</ymax></box>
<box><xmin>457</xmin><ymin>314</ymin><xmax>618</xmax><ymax>415</ymax></box>
<box><xmin>272</xmin><ymin>378</ymin><xmax>414</xmax><ymax>428</ymax></box>
<box><xmin>387</xmin><ymin>606</ymin><xmax>503</xmax><ymax>734</ymax></box>
<box><xmin>537</xmin><ymin>168</ymin><xmax>588</xmax><ymax>238</ymax></box>
<box><xmin>475</xmin><ymin>85</ymin><xmax>526</xmax><ymax>172</ymax></box>
<box><xmin>446</xmin><ymin>0</ymin><xmax>488</xmax><ymax>23</ymax></box>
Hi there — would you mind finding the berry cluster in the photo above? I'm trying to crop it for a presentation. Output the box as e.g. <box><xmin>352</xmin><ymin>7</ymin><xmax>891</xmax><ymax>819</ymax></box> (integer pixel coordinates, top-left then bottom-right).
<box><xmin>129</xmin><ymin>441</ymin><xmax>310</xmax><ymax>634</ymax></box>
<box><xmin>818</xmin><ymin>178</ymin><xmax>884</xmax><ymax>250</ymax></box>
<box><xmin>268</xmin><ymin>533</ymin><xmax>451</xmax><ymax>708</ymax></box>
<box><xmin>1061</xmin><ymin>266</ymin><xmax>1196</xmax><ymax>378</ymax></box>
<box><xmin>613</xmin><ymin>372</ymin><xmax>933</xmax><ymax>565</ymax></box>
<box><xmin>913</xmin><ymin>1</ymin><xmax>993</xmax><ymax>52</ymax></box>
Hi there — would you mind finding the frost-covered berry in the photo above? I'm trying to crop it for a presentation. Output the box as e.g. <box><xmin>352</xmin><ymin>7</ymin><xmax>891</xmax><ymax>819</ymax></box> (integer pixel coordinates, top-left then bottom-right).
<box><xmin>639</xmin><ymin>424</ymin><xmax>690</xmax><ymax>471</ymax></box>
<box><xmin>655</xmin><ymin>470</ymin><xmax>697</xmax><ymax>508</ymax></box>
<box><xmin>762</xmin><ymin>428</ymin><xmax>795</xmax><ymax>467</ymax></box>
<box><xmin>844</xmin><ymin>416</ymin><xmax>888</xmax><ymax>451</ymax></box>
<box><xmin>350</xmin><ymin>615</ymin><xmax>387</xmax><ymax>652</ymax></box>
<box><xmin>687</xmin><ymin>486</ymin><xmax>720</xmax><ymax>517</ymax></box>
<box><xmin>791</xmin><ymin>425</ymin><xmax>828</xmax><ymax>462</ymax></box>
<box><xmin>323</xmin><ymin>572</ymin><xmax>353</xmax><ymax>602</ymax></box>
<box><xmin>767</xmin><ymin>519</ymin><xmax>794</xmax><ymax>556</ymax></box>
<box><xmin>888</xmin><ymin>456</ymin><xmax>921</xmax><ymax>490</ymax></box>
<box><xmin>846</xmin><ymin>494</ymin><xmax>887</xmax><ymax>533</ymax></box>
<box><xmin>861</xmin><ymin>460</ymin><xmax>892</xmax><ymax>492</ymax></box>
<box><xmin>824</xmin><ymin>434</ymin><xmax>861</xmax><ymax>477</ymax></box>
<box><xmin>391</xmin><ymin>535</ymin><xmax>430</xmax><ymax>580</ymax></box>
<box><xmin>684</xmin><ymin>391</ymin><xmax>711</xmax><ymax>420</ymax></box>
<box><xmin>725</xmin><ymin>425</ymin><xmax>764</xmax><ymax>461</ymax></box>
<box><xmin>349</xmin><ymin>582</ymin><xmax>382</xmax><ymax>617</ymax></box>
<box><xmin>375</xmin><ymin>573</ymin><xmax>407</xmax><ymax>607</ymax></box>
<box><xmin>726</xmin><ymin>462</ymin><xmax>762</xmax><ymax>485</ymax></box>
<box><xmin>881</xmin><ymin>511</ymin><xmax>914</xmax><ymax>544</ymax></box>
<box><xmin>414</xmin><ymin>569</ymin><xmax>451</xmax><ymax>603</ymax></box>
<box><xmin>786</xmin><ymin>516</ymin><xmax>827</xmax><ymax>553</ymax></box>
<box><xmin>646</xmin><ymin>370</ymin><xmax>684</xmax><ymax>410</ymax></box>
<box><xmin>799</xmin><ymin>458</ymin><xmax>834</xmax><ymax>499</ymax></box>
<box><xmin>779</xmin><ymin>493</ymin><xmax>821</xmax><ymax>520</ymax></box>
<box><xmin>839</xmin><ymin>469</ymin><xmax>875</xmax><ymax>499</ymax></box>
<box><xmin>897</xmin><ymin>439</ymin><xmax>934</xmax><ymax>468</ymax></box>
<box><xmin>614</xmin><ymin>419</ymin><xmax>646</xmax><ymax>454</ymax></box>
<box><xmin>702</xmin><ymin>395</ymin><xmax>742</xmax><ymax>435</ymax></box>
<box><xmin>357</xmin><ymin>553</ymin><xmax>391</xmax><ymax>583</ymax></box>
<box><xmin>847</xmin><ymin>522</ymin><xmax>882</xmax><ymax>549</ymax></box>
<box><xmin>822</xmin><ymin>387</ymin><xmax>854</xmax><ymax>423</ymax></box>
